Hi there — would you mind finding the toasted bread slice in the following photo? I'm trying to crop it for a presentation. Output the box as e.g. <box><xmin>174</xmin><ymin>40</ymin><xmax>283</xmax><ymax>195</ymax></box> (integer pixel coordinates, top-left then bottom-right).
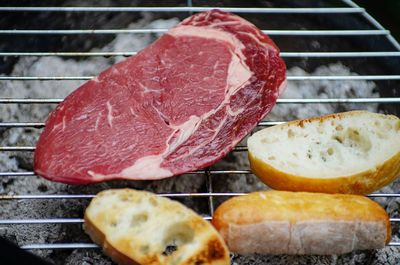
<box><xmin>212</xmin><ymin>190</ymin><xmax>391</xmax><ymax>255</ymax></box>
<box><xmin>248</xmin><ymin>111</ymin><xmax>400</xmax><ymax>194</ymax></box>
<box><xmin>84</xmin><ymin>189</ymin><xmax>230</xmax><ymax>265</ymax></box>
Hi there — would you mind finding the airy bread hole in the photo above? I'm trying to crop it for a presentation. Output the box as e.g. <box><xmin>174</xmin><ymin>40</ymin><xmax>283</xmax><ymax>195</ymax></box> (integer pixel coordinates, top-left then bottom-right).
<box><xmin>333</xmin><ymin>128</ymin><xmax>372</xmax><ymax>155</ymax></box>
<box><xmin>307</xmin><ymin>149</ymin><xmax>312</xmax><ymax>159</ymax></box>
<box><xmin>261</xmin><ymin>136</ymin><xmax>279</xmax><ymax>144</ymax></box>
<box><xmin>335</xmin><ymin>125</ymin><xmax>343</xmax><ymax>131</ymax></box>
<box><xmin>109</xmin><ymin>220</ymin><xmax>118</xmax><ymax>228</ymax></box>
<box><xmin>287</xmin><ymin>129</ymin><xmax>295</xmax><ymax>138</ymax></box>
<box><xmin>327</xmin><ymin>148</ymin><xmax>334</xmax><ymax>156</ymax></box>
<box><xmin>319</xmin><ymin>148</ymin><xmax>334</xmax><ymax>162</ymax></box>
<box><xmin>140</xmin><ymin>245</ymin><xmax>150</xmax><ymax>255</ymax></box>
<box><xmin>148</xmin><ymin>197</ymin><xmax>158</xmax><ymax>207</ymax></box>
<box><xmin>119</xmin><ymin>194</ymin><xmax>130</xmax><ymax>202</ymax></box>
<box><xmin>131</xmin><ymin>213</ymin><xmax>148</xmax><ymax>227</ymax></box>
<box><xmin>333</xmin><ymin>135</ymin><xmax>343</xmax><ymax>143</ymax></box>
<box><xmin>376</xmin><ymin>131</ymin><xmax>388</xmax><ymax>139</ymax></box>
<box><xmin>162</xmin><ymin>223</ymin><xmax>194</xmax><ymax>256</ymax></box>
<box><xmin>162</xmin><ymin>245</ymin><xmax>178</xmax><ymax>256</ymax></box>
<box><xmin>385</xmin><ymin>122</ymin><xmax>393</xmax><ymax>130</ymax></box>
<box><xmin>319</xmin><ymin>152</ymin><xmax>327</xmax><ymax>162</ymax></box>
<box><xmin>346</xmin><ymin>128</ymin><xmax>372</xmax><ymax>152</ymax></box>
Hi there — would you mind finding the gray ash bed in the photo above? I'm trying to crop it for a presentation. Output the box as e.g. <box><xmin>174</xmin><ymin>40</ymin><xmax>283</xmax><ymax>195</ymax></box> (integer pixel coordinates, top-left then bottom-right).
<box><xmin>0</xmin><ymin>0</ymin><xmax>399</xmax><ymax>264</ymax></box>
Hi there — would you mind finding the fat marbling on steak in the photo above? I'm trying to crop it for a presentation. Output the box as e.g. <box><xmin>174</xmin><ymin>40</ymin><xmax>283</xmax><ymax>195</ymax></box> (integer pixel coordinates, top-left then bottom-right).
<box><xmin>34</xmin><ymin>10</ymin><xmax>286</xmax><ymax>184</ymax></box>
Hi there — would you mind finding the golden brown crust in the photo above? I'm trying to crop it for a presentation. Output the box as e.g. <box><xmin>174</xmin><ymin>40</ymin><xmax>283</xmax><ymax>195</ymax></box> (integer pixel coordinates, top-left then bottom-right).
<box><xmin>249</xmin><ymin>151</ymin><xmax>400</xmax><ymax>195</ymax></box>
<box><xmin>289</xmin><ymin>111</ymin><xmax>398</xmax><ymax>129</ymax></box>
<box><xmin>248</xmin><ymin>110</ymin><xmax>400</xmax><ymax>194</ymax></box>
<box><xmin>84</xmin><ymin>189</ymin><xmax>230</xmax><ymax>265</ymax></box>
<box><xmin>185</xmin><ymin>236</ymin><xmax>229</xmax><ymax>264</ymax></box>
<box><xmin>84</xmin><ymin>212</ymin><xmax>142</xmax><ymax>265</ymax></box>
<box><xmin>212</xmin><ymin>191</ymin><xmax>391</xmax><ymax>254</ymax></box>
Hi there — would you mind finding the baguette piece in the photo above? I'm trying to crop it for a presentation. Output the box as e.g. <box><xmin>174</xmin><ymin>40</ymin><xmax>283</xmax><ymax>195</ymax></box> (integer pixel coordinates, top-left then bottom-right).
<box><xmin>84</xmin><ymin>189</ymin><xmax>230</xmax><ymax>265</ymax></box>
<box><xmin>212</xmin><ymin>191</ymin><xmax>391</xmax><ymax>255</ymax></box>
<box><xmin>248</xmin><ymin>111</ymin><xmax>400</xmax><ymax>194</ymax></box>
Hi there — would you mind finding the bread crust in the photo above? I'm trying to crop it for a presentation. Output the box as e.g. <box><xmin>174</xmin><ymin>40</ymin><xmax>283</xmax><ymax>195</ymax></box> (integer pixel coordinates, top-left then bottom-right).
<box><xmin>84</xmin><ymin>189</ymin><xmax>230</xmax><ymax>265</ymax></box>
<box><xmin>248</xmin><ymin>111</ymin><xmax>400</xmax><ymax>194</ymax></box>
<box><xmin>249</xmin><ymin>151</ymin><xmax>400</xmax><ymax>194</ymax></box>
<box><xmin>212</xmin><ymin>191</ymin><xmax>391</xmax><ymax>255</ymax></box>
<box><xmin>84</xmin><ymin>217</ymin><xmax>140</xmax><ymax>265</ymax></box>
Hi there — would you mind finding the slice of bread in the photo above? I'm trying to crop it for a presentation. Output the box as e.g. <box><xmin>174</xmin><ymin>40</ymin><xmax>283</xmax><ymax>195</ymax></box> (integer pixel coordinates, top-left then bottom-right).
<box><xmin>248</xmin><ymin>111</ymin><xmax>400</xmax><ymax>194</ymax></box>
<box><xmin>84</xmin><ymin>189</ymin><xmax>230</xmax><ymax>265</ymax></box>
<box><xmin>212</xmin><ymin>190</ymin><xmax>391</xmax><ymax>255</ymax></box>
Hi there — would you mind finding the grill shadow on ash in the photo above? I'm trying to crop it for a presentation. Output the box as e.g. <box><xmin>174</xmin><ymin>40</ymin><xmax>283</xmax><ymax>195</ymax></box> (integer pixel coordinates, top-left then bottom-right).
<box><xmin>0</xmin><ymin>1</ymin><xmax>400</xmax><ymax>264</ymax></box>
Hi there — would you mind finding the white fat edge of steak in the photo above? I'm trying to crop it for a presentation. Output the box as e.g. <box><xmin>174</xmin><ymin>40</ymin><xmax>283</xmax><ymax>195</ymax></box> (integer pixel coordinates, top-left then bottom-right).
<box><xmin>106</xmin><ymin>101</ymin><xmax>114</xmax><ymax>127</ymax></box>
<box><xmin>88</xmin><ymin>155</ymin><xmax>171</xmax><ymax>181</ymax></box>
<box><xmin>86</xmin><ymin>24</ymin><xmax>255</xmax><ymax>181</ymax></box>
<box><xmin>278</xmin><ymin>79</ymin><xmax>287</xmax><ymax>96</ymax></box>
<box><xmin>180</xmin><ymin>10</ymin><xmax>276</xmax><ymax>50</ymax></box>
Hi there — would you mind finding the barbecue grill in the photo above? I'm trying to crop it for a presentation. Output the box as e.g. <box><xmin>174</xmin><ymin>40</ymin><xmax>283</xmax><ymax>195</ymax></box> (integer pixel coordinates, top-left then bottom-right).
<box><xmin>1</xmin><ymin>0</ymin><xmax>400</xmax><ymax>264</ymax></box>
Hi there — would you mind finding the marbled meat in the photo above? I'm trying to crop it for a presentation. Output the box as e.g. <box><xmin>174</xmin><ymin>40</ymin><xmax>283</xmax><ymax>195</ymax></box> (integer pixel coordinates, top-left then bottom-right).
<box><xmin>34</xmin><ymin>10</ymin><xmax>286</xmax><ymax>184</ymax></box>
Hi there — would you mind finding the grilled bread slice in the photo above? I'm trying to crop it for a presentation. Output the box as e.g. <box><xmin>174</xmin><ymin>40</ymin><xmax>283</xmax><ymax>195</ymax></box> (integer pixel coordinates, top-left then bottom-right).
<box><xmin>84</xmin><ymin>189</ymin><xmax>230</xmax><ymax>265</ymax></box>
<box><xmin>212</xmin><ymin>191</ymin><xmax>391</xmax><ymax>255</ymax></box>
<box><xmin>248</xmin><ymin>111</ymin><xmax>400</xmax><ymax>194</ymax></box>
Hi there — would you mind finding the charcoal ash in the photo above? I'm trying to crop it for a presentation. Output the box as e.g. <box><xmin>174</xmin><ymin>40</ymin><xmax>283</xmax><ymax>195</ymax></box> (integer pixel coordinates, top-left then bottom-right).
<box><xmin>269</xmin><ymin>63</ymin><xmax>379</xmax><ymax>121</ymax></box>
<box><xmin>64</xmin><ymin>249</ymin><xmax>113</xmax><ymax>265</ymax></box>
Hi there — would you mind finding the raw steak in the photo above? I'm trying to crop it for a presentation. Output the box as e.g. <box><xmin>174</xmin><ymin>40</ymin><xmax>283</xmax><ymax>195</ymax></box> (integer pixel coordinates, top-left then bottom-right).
<box><xmin>34</xmin><ymin>10</ymin><xmax>286</xmax><ymax>184</ymax></box>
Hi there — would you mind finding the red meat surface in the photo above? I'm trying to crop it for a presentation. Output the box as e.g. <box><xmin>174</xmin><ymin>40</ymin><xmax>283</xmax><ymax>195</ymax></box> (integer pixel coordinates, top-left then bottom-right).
<box><xmin>34</xmin><ymin>10</ymin><xmax>286</xmax><ymax>184</ymax></box>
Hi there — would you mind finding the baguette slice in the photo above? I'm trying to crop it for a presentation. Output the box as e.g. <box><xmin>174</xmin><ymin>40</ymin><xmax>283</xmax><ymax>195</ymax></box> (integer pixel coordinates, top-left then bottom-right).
<box><xmin>248</xmin><ymin>111</ymin><xmax>400</xmax><ymax>194</ymax></box>
<box><xmin>212</xmin><ymin>191</ymin><xmax>391</xmax><ymax>255</ymax></box>
<box><xmin>84</xmin><ymin>189</ymin><xmax>230</xmax><ymax>265</ymax></box>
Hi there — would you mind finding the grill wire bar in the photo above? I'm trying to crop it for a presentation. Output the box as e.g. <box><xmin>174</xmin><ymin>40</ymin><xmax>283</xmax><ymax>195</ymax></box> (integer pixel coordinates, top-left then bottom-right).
<box><xmin>18</xmin><ymin>242</ymin><xmax>400</xmax><ymax>250</ymax></box>
<box><xmin>0</xmin><ymin>193</ymin><xmax>399</xmax><ymax>200</ymax></box>
<box><xmin>0</xmin><ymin>7</ymin><xmax>365</xmax><ymax>13</ymax></box>
<box><xmin>0</xmin><ymin>121</ymin><xmax>283</xmax><ymax>128</ymax></box>
<box><xmin>1</xmin><ymin>51</ymin><xmax>400</xmax><ymax>57</ymax></box>
<box><xmin>0</xmin><ymin>29</ymin><xmax>390</xmax><ymax>35</ymax></box>
<box><xmin>2</xmin><ymin>75</ymin><xmax>400</xmax><ymax>80</ymax></box>
<box><xmin>341</xmin><ymin>0</ymin><xmax>400</xmax><ymax>50</ymax></box>
<box><xmin>0</xmin><ymin>98</ymin><xmax>399</xmax><ymax>104</ymax></box>
<box><xmin>2</xmin><ymin>217</ymin><xmax>400</xmax><ymax>225</ymax></box>
<box><xmin>0</xmin><ymin>0</ymin><xmax>400</xmax><ymax>252</ymax></box>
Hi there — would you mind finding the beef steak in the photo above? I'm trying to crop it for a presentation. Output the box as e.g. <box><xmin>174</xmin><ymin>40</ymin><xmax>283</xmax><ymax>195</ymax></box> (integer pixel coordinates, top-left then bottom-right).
<box><xmin>34</xmin><ymin>10</ymin><xmax>286</xmax><ymax>184</ymax></box>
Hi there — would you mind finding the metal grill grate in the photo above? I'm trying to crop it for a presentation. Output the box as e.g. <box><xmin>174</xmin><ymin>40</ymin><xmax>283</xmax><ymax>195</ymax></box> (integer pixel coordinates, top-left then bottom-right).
<box><xmin>1</xmin><ymin>0</ymin><xmax>400</xmax><ymax>254</ymax></box>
